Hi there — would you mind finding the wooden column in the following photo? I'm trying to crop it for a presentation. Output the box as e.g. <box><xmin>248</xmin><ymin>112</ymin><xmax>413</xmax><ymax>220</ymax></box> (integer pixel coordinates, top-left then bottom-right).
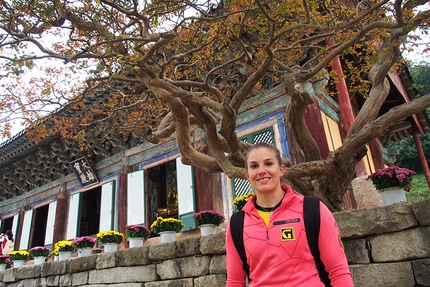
<box><xmin>14</xmin><ymin>208</ymin><xmax>26</xmax><ymax>250</ymax></box>
<box><xmin>53</xmin><ymin>183</ymin><xmax>69</xmax><ymax>246</ymax></box>
<box><xmin>368</xmin><ymin>138</ymin><xmax>384</xmax><ymax>169</ymax></box>
<box><xmin>412</xmin><ymin>127</ymin><xmax>430</xmax><ymax>189</ymax></box>
<box><xmin>326</xmin><ymin>37</ymin><xmax>367</xmax><ymax>177</ymax></box>
<box><xmin>118</xmin><ymin>166</ymin><xmax>131</xmax><ymax>249</ymax></box>
<box><xmin>304</xmin><ymin>98</ymin><xmax>330</xmax><ymax>159</ymax></box>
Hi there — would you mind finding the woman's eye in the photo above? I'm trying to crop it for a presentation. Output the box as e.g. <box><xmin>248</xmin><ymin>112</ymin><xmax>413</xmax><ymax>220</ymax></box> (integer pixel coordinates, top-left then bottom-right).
<box><xmin>266</xmin><ymin>162</ymin><xmax>273</xmax><ymax>166</ymax></box>
<box><xmin>250</xmin><ymin>164</ymin><xmax>258</xmax><ymax>169</ymax></box>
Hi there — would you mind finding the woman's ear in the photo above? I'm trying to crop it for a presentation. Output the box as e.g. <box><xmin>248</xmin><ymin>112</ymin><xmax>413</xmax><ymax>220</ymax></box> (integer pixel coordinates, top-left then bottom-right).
<box><xmin>280</xmin><ymin>165</ymin><xmax>285</xmax><ymax>176</ymax></box>
<box><xmin>244</xmin><ymin>170</ymin><xmax>249</xmax><ymax>180</ymax></box>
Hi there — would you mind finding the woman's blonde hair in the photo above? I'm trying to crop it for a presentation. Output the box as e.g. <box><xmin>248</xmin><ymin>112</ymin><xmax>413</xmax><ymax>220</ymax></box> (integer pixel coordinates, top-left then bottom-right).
<box><xmin>245</xmin><ymin>142</ymin><xmax>282</xmax><ymax>169</ymax></box>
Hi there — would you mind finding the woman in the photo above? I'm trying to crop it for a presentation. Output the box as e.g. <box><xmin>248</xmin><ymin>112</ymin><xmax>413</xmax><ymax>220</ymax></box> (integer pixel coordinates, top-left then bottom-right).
<box><xmin>226</xmin><ymin>142</ymin><xmax>354</xmax><ymax>286</ymax></box>
<box><xmin>2</xmin><ymin>230</ymin><xmax>14</xmax><ymax>269</ymax></box>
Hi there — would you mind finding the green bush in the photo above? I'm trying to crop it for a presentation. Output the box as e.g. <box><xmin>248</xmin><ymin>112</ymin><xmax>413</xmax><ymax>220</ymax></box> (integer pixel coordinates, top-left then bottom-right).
<box><xmin>407</xmin><ymin>173</ymin><xmax>430</xmax><ymax>202</ymax></box>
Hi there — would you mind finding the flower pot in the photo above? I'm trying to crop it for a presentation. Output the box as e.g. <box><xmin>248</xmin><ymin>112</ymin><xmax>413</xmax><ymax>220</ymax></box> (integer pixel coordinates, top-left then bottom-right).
<box><xmin>0</xmin><ymin>263</ymin><xmax>6</xmax><ymax>271</ymax></box>
<box><xmin>128</xmin><ymin>238</ymin><xmax>144</xmax><ymax>248</ymax></box>
<box><xmin>381</xmin><ymin>186</ymin><xmax>406</xmax><ymax>205</ymax></box>
<box><xmin>200</xmin><ymin>224</ymin><xmax>217</xmax><ymax>236</ymax></box>
<box><xmin>13</xmin><ymin>260</ymin><xmax>25</xmax><ymax>268</ymax></box>
<box><xmin>78</xmin><ymin>247</ymin><xmax>92</xmax><ymax>257</ymax></box>
<box><xmin>54</xmin><ymin>255</ymin><xmax>59</xmax><ymax>261</ymax></box>
<box><xmin>33</xmin><ymin>256</ymin><xmax>46</xmax><ymax>265</ymax></box>
<box><xmin>59</xmin><ymin>251</ymin><xmax>71</xmax><ymax>261</ymax></box>
<box><xmin>159</xmin><ymin>231</ymin><xmax>175</xmax><ymax>243</ymax></box>
<box><xmin>103</xmin><ymin>243</ymin><xmax>118</xmax><ymax>253</ymax></box>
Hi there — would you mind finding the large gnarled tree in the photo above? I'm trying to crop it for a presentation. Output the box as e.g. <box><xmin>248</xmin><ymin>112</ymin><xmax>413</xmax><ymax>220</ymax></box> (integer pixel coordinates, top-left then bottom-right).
<box><xmin>0</xmin><ymin>0</ymin><xmax>429</xmax><ymax>210</ymax></box>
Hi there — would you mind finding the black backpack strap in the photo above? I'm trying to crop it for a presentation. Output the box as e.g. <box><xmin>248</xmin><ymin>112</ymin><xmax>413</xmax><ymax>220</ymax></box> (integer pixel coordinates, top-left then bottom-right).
<box><xmin>304</xmin><ymin>196</ymin><xmax>331</xmax><ymax>287</ymax></box>
<box><xmin>230</xmin><ymin>210</ymin><xmax>250</xmax><ymax>280</ymax></box>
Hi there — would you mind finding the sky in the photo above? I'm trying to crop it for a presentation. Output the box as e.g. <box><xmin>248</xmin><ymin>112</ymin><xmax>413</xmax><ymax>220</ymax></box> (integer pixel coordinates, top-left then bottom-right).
<box><xmin>0</xmin><ymin>1</ymin><xmax>428</xmax><ymax>144</ymax></box>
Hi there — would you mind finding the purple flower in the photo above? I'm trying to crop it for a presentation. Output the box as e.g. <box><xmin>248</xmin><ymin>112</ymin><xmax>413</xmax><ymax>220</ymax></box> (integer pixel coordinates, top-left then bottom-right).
<box><xmin>29</xmin><ymin>246</ymin><xmax>51</xmax><ymax>257</ymax></box>
<box><xmin>0</xmin><ymin>255</ymin><xmax>10</xmax><ymax>264</ymax></box>
<box><xmin>91</xmin><ymin>247</ymin><xmax>103</xmax><ymax>254</ymax></box>
<box><xmin>125</xmin><ymin>224</ymin><xmax>151</xmax><ymax>239</ymax></box>
<box><xmin>368</xmin><ymin>166</ymin><xmax>416</xmax><ymax>191</ymax></box>
<box><xmin>72</xmin><ymin>236</ymin><xmax>96</xmax><ymax>249</ymax></box>
<box><xmin>193</xmin><ymin>210</ymin><xmax>225</xmax><ymax>227</ymax></box>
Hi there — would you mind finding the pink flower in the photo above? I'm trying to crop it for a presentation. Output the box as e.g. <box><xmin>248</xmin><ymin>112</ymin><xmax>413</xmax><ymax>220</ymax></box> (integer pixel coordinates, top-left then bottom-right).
<box><xmin>193</xmin><ymin>210</ymin><xmax>225</xmax><ymax>227</ymax></box>
<box><xmin>125</xmin><ymin>224</ymin><xmax>151</xmax><ymax>239</ymax></box>
<box><xmin>368</xmin><ymin>166</ymin><xmax>416</xmax><ymax>191</ymax></box>
<box><xmin>72</xmin><ymin>236</ymin><xmax>96</xmax><ymax>249</ymax></box>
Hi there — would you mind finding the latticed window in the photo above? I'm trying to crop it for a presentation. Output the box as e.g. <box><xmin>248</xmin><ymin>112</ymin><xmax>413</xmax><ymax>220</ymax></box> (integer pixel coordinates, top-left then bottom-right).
<box><xmin>232</xmin><ymin>127</ymin><xmax>275</xmax><ymax>202</ymax></box>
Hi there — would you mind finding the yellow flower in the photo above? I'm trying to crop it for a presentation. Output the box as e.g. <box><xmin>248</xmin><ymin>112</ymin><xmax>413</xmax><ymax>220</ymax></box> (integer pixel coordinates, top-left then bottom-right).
<box><xmin>97</xmin><ymin>230</ymin><xmax>124</xmax><ymax>244</ymax></box>
<box><xmin>8</xmin><ymin>250</ymin><xmax>29</xmax><ymax>261</ymax></box>
<box><xmin>233</xmin><ymin>192</ymin><xmax>254</xmax><ymax>210</ymax></box>
<box><xmin>54</xmin><ymin>240</ymin><xmax>75</xmax><ymax>252</ymax></box>
<box><xmin>150</xmin><ymin>217</ymin><xmax>184</xmax><ymax>234</ymax></box>
<box><xmin>8</xmin><ymin>250</ymin><xmax>29</xmax><ymax>257</ymax></box>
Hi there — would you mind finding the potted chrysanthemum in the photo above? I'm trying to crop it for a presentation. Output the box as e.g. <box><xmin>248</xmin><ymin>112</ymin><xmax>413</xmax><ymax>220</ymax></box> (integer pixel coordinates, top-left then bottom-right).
<box><xmin>91</xmin><ymin>247</ymin><xmax>103</xmax><ymax>254</ymax></box>
<box><xmin>125</xmin><ymin>224</ymin><xmax>151</xmax><ymax>248</ymax></box>
<box><xmin>233</xmin><ymin>192</ymin><xmax>254</xmax><ymax>211</ymax></box>
<box><xmin>193</xmin><ymin>210</ymin><xmax>225</xmax><ymax>236</ymax></box>
<box><xmin>29</xmin><ymin>246</ymin><xmax>50</xmax><ymax>264</ymax></box>
<box><xmin>51</xmin><ymin>246</ymin><xmax>59</xmax><ymax>261</ymax></box>
<box><xmin>96</xmin><ymin>231</ymin><xmax>124</xmax><ymax>252</ymax></box>
<box><xmin>8</xmin><ymin>250</ymin><xmax>29</xmax><ymax>268</ymax></box>
<box><xmin>368</xmin><ymin>166</ymin><xmax>416</xmax><ymax>205</ymax></box>
<box><xmin>54</xmin><ymin>240</ymin><xmax>75</xmax><ymax>261</ymax></box>
<box><xmin>0</xmin><ymin>255</ymin><xmax>10</xmax><ymax>270</ymax></box>
<box><xmin>72</xmin><ymin>236</ymin><xmax>96</xmax><ymax>257</ymax></box>
<box><xmin>150</xmin><ymin>217</ymin><xmax>184</xmax><ymax>243</ymax></box>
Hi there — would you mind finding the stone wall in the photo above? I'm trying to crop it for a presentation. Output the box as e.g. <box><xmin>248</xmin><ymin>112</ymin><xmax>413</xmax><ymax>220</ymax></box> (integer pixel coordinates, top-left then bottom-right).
<box><xmin>335</xmin><ymin>198</ymin><xmax>430</xmax><ymax>287</ymax></box>
<box><xmin>1</xmin><ymin>198</ymin><xmax>429</xmax><ymax>287</ymax></box>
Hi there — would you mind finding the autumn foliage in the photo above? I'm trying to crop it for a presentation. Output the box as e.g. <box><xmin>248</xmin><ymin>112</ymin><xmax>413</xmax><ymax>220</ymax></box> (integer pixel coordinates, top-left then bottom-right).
<box><xmin>0</xmin><ymin>0</ymin><xmax>429</xmax><ymax>210</ymax></box>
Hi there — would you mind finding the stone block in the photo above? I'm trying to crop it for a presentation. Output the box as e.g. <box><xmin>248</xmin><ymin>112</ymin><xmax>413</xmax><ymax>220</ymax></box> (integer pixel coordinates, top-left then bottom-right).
<box><xmin>210</xmin><ymin>255</ymin><xmax>227</xmax><ymax>274</ymax></box>
<box><xmin>412</xmin><ymin>198</ymin><xmax>430</xmax><ymax>226</ymax></box>
<box><xmin>68</xmin><ymin>254</ymin><xmax>97</xmax><ymax>273</ymax></box>
<box><xmin>3</xmin><ymin>268</ymin><xmax>16</xmax><ymax>282</ymax></box>
<box><xmin>334</xmin><ymin>203</ymin><xmax>417</xmax><ymax>238</ymax></box>
<box><xmin>19</xmin><ymin>279</ymin><xmax>35</xmax><ymax>287</ymax></box>
<box><xmin>34</xmin><ymin>277</ymin><xmax>47</xmax><ymax>287</ymax></box>
<box><xmin>14</xmin><ymin>264</ymin><xmax>41</xmax><ymax>280</ymax></box>
<box><xmin>41</xmin><ymin>260</ymin><xmax>68</xmax><ymax>276</ymax></box>
<box><xmin>59</xmin><ymin>273</ymin><xmax>72</xmax><ymax>286</ymax></box>
<box><xmin>145</xmin><ymin>278</ymin><xmax>193</xmax><ymax>287</ymax></box>
<box><xmin>88</xmin><ymin>265</ymin><xmax>158</xmax><ymax>284</ymax></box>
<box><xmin>412</xmin><ymin>258</ymin><xmax>430</xmax><ymax>286</ymax></box>
<box><xmin>351</xmin><ymin>177</ymin><xmax>384</xmax><ymax>209</ymax></box>
<box><xmin>149</xmin><ymin>241</ymin><xmax>176</xmax><ymax>261</ymax></box>
<box><xmin>156</xmin><ymin>256</ymin><xmax>210</xmax><ymax>279</ymax></box>
<box><xmin>71</xmin><ymin>271</ymin><xmax>89</xmax><ymax>286</ymax></box>
<box><xmin>176</xmin><ymin>237</ymin><xmax>200</xmax><ymax>258</ymax></box>
<box><xmin>351</xmin><ymin>262</ymin><xmax>415</xmax><ymax>287</ymax></box>
<box><xmin>194</xmin><ymin>274</ymin><xmax>227</xmax><ymax>287</ymax></box>
<box><xmin>200</xmin><ymin>232</ymin><xmax>226</xmax><ymax>255</ymax></box>
<box><xmin>117</xmin><ymin>245</ymin><xmax>152</xmax><ymax>266</ymax></box>
<box><xmin>371</xmin><ymin>227</ymin><xmax>430</xmax><ymax>262</ymax></box>
<box><xmin>343</xmin><ymin>239</ymin><xmax>370</xmax><ymax>264</ymax></box>
<box><xmin>96</xmin><ymin>250</ymin><xmax>116</xmax><ymax>269</ymax></box>
<box><xmin>46</xmin><ymin>275</ymin><xmax>60</xmax><ymax>286</ymax></box>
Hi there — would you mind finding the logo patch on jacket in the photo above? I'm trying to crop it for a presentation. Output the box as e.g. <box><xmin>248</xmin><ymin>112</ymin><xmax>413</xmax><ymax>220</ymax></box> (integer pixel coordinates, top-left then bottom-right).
<box><xmin>281</xmin><ymin>227</ymin><xmax>295</xmax><ymax>241</ymax></box>
<box><xmin>338</xmin><ymin>234</ymin><xmax>344</xmax><ymax>248</ymax></box>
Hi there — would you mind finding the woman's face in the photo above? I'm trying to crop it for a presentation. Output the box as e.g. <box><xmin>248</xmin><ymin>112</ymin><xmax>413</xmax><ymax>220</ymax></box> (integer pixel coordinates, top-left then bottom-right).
<box><xmin>245</xmin><ymin>147</ymin><xmax>285</xmax><ymax>194</ymax></box>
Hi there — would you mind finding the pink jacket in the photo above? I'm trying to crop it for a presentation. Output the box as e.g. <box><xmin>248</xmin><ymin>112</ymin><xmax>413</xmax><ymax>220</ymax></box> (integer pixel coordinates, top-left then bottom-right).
<box><xmin>226</xmin><ymin>186</ymin><xmax>354</xmax><ymax>286</ymax></box>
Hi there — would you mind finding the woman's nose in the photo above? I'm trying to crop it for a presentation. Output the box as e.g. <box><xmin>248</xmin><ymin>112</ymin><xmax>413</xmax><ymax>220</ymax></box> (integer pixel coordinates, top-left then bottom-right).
<box><xmin>258</xmin><ymin>166</ymin><xmax>267</xmax><ymax>174</ymax></box>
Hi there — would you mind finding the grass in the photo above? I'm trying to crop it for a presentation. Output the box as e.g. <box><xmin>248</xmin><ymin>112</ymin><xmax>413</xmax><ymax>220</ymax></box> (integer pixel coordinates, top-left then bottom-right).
<box><xmin>406</xmin><ymin>173</ymin><xmax>430</xmax><ymax>202</ymax></box>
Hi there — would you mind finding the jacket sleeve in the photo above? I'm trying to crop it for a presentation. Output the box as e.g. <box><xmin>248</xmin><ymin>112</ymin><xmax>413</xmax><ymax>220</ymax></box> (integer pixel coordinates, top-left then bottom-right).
<box><xmin>226</xmin><ymin>221</ymin><xmax>247</xmax><ymax>287</ymax></box>
<box><xmin>318</xmin><ymin>202</ymin><xmax>355</xmax><ymax>287</ymax></box>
